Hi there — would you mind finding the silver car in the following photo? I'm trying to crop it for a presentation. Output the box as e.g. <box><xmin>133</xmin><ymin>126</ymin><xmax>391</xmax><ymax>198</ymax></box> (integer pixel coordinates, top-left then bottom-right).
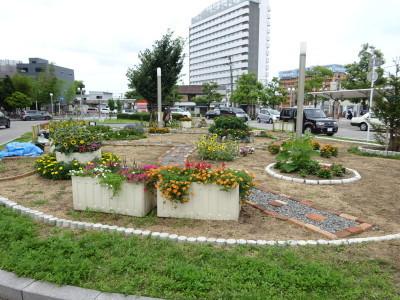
<box><xmin>256</xmin><ymin>108</ymin><xmax>280</xmax><ymax>124</ymax></box>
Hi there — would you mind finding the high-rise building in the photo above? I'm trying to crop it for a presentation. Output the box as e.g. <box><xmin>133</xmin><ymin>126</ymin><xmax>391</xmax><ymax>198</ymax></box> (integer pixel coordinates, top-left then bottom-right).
<box><xmin>189</xmin><ymin>0</ymin><xmax>271</xmax><ymax>92</ymax></box>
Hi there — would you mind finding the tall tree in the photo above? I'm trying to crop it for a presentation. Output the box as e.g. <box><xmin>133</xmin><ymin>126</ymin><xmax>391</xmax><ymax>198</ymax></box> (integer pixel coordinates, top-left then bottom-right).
<box><xmin>164</xmin><ymin>85</ymin><xmax>183</xmax><ymax>105</ymax></box>
<box><xmin>305</xmin><ymin>66</ymin><xmax>334</xmax><ymax>107</ymax></box>
<box><xmin>343</xmin><ymin>44</ymin><xmax>386</xmax><ymax>106</ymax></box>
<box><xmin>108</xmin><ymin>99</ymin><xmax>116</xmax><ymax>111</ymax></box>
<box><xmin>194</xmin><ymin>82</ymin><xmax>222</xmax><ymax>106</ymax></box>
<box><xmin>5</xmin><ymin>91</ymin><xmax>32</xmax><ymax>110</ymax></box>
<box><xmin>125</xmin><ymin>89</ymin><xmax>142</xmax><ymax>99</ymax></box>
<box><xmin>374</xmin><ymin>59</ymin><xmax>400</xmax><ymax>151</ymax></box>
<box><xmin>11</xmin><ymin>74</ymin><xmax>34</xmax><ymax>98</ymax></box>
<box><xmin>32</xmin><ymin>65</ymin><xmax>62</xmax><ymax>108</ymax></box>
<box><xmin>126</xmin><ymin>31</ymin><xmax>185</xmax><ymax>109</ymax></box>
<box><xmin>260</xmin><ymin>77</ymin><xmax>287</xmax><ymax>108</ymax></box>
<box><xmin>0</xmin><ymin>76</ymin><xmax>15</xmax><ymax>110</ymax></box>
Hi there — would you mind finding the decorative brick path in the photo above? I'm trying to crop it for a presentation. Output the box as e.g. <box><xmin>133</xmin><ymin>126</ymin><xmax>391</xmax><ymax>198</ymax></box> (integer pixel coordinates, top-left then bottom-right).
<box><xmin>159</xmin><ymin>145</ymin><xmax>195</xmax><ymax>166</ymax></box>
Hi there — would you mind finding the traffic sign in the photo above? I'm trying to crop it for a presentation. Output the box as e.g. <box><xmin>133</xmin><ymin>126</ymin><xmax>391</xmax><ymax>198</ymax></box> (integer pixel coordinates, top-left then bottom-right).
<box><xmin>367</xmin><ymin>71</ymin><xmax>378</xmax><ymax>83</ymax></box>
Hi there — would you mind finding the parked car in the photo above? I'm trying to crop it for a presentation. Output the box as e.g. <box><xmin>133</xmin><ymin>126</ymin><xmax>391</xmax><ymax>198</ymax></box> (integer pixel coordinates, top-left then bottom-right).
<box><xmin>100</xmin><ymin>107</ymin><xmax>110</xmax><ymax>114</ymax></box>
<box><xmin>87</xmin><ymin>107</ymin><xmax>99</xmax><ymax>114</ymax></box>
<box><xmin>122</xmin><ymin>108</ymin><xmax>136</xmax><ymax>115</ymax></box>
<box><xmin>280</xmin><ymin>107</ymin><xmax>338</xmax><ymax>136</ymax></box>
<box><xmin>21</xmin><ymin>110</ymin><xmax>52</xmax><ymax>121</ymax></box>
<box><xmin>257</xmin><ymin>108</ymin><xmax>280</xmax><ymax>124</ymax></box>
<box><xmin>219</xmin><ymin>107</ymin><xmax>249</xmax><ymax>121</ymax></box>
<box><xmin>350</xmin><ymin>112</ymin><xmax>384</xmax><ymax>131</ymax></box>
<box><xmin>0</xmin><ymin>111</ymin><xmax>10</xmax><ymax>128</ymax></box>
<box><xmin>170</xmin><ymin>107</ymin><xmax>191</xmax><ymax>118</ymax></box>
<box><xmin>205</xmin><ymin>109</ymin><xmax>220</xmax><ymax>119</ymax></box>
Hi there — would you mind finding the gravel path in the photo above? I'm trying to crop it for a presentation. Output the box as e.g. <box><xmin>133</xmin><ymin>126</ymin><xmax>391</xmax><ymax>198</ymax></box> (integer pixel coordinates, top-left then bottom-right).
<box><xmin>248</xmin><ymin>189</ymin><xmax>358</xmax><ymax>233</ymax></box>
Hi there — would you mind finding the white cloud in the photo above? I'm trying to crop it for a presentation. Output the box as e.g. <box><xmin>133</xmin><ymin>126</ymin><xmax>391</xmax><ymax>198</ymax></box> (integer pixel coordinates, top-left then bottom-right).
<box><xmin>1</xmin><ymin>0</ymin><xmax>399</xmax><ymax>94</ymax></box>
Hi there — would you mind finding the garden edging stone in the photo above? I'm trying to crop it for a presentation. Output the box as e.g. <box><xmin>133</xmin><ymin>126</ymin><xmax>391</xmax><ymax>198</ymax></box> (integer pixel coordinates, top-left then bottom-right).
<box><xmin>0</xmin><ymin>196</ymin><xmax>399</xmax><ymax>248</ymax></box>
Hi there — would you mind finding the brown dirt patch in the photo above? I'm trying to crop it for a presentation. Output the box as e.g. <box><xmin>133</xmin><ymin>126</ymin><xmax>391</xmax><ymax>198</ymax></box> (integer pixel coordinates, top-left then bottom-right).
<box><xmin>102</xmin><ymin>145</ymin><xmax>170</xmax><ymax>165</ymax></box>
<box><xmin>0</xmin><ymin>157</ymin><xmax>36</xmax><ymax>179</ymax></box>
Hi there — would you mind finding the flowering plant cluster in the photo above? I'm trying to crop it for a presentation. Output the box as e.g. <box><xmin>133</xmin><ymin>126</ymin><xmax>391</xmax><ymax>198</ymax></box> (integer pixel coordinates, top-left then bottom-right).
<box><xmin>149</xmin><ymin>127</ymin><xmax>170</xmax><ymax>134</ymax></box>
<box><xmin>209</xmin><ymin>116</ymin><xmax>250</xmax><ymax>140</ymax></box>
<box><xmin>320</xmin><ymin>144</ymin><xmax>339</xmax><ymax>158</ymax></box>
<box><xmin>197</xmin><ymin>134</ymin><xmax>238</xmax><ymax>161</ymax></box>
<box><xmin>49</xmin><ymin>120</ymin><xmax>86</xmax><ymax>134</ymax></box>
<box><xmin>35</xmin><ymin>153</ymin><xmax>83</xmax><ymax>180</ymax></box>
<box><xmin>147</xmin><ymin>161</ymin><xmax>254</xmax><ymax>203</ymax></box>
<box><xmin>267</xmin><ymin>143</ymin><xmax>281</xmax><ymax>155</ymax></box>
<box><xmin>52</xmin><ymin>124</ymin><xmax>102</xmax><ymax>154</ymax></box>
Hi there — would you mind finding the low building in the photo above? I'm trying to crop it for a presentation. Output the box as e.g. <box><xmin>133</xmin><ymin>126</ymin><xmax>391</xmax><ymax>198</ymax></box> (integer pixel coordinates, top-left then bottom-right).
<box><xmin>0</xmin><ymin>59</ymin><xmax>21</xmax><ymax>79</ymax></box>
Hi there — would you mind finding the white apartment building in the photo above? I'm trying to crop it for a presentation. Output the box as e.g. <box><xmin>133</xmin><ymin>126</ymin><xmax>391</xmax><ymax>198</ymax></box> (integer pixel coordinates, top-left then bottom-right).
<box><xmin>189</xmin><ymin>0</ymin><xmax>271</xmax><ymax>91</ymax></box>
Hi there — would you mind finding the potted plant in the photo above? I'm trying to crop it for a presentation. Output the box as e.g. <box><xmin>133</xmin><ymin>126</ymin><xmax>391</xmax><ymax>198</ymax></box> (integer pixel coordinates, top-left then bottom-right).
<box><xmin>180</xmin><ymin>116</ymin><xmax>192</xmax><ymax>129</ymax></box>
<box><xmin>70</xmin><ymin>161</ymin><xmax>158</xmax><ymax>217</ymax></box>
<box><xmin>148</xmin><ymin>162</ymin><xmax>254</xmax><ymax>221</ymax></box>
<box><xmin>53</xmin><ymin>125</ymin><xmax>103</xmax><ymax>163</ymax></box>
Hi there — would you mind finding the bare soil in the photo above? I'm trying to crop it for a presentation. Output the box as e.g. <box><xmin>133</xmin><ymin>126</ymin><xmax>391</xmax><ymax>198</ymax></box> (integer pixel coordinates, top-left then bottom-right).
<box><xmin>0</xmin><ymin>157</ymin><xmax>36</xmax><ymax>178</ymax></box>
<box><xmin>102</xmin><ymin>145</ymin><xmax>170</xmax><ymax>166</ymax></box>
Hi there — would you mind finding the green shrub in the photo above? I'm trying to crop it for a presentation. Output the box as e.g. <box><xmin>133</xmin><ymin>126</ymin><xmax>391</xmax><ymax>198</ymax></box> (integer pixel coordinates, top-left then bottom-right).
<box><xmin>330</xmin><ymin>163</ymin><xmax>346</xmax><ymax>177</ymax></box>
<box><xmin>267</xmin><ymin>143</ymin><xmax>280</xmax><ymax>155</ymax></box>
<box><xmin>276</xmin><ymin>135</ymin><xmax>317</xmax><ymax>173</ymax></box>
<box><xmin>316</xmin><ymin>167</ymin><xmax>333</xmax><ymax>179</ymax></box>
<box><xmin>117</xmin><ymin>112</ymin><xmax>150</xmax><ymax>121</ymax></box>
<box><xmin>320</xmin><ymin>144</ymin><xmax>338</xmax><ymax>158</ymax></box>
<box><xmin>209</xmin><ymin>116</ymin><xmax>250</xmax><ymax>140</ymax></box>
<box><xmin>301</xmin><ymin>160</ymin><xmax>321</xmax><ymax>175</ymax></box>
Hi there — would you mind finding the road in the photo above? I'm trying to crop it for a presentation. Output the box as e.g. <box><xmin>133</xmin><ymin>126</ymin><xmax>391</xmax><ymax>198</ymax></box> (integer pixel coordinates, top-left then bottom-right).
<box><xmin>0</xmin><ymin>120</ymin><xmax>47</xmax><ymax>145</ymax></box>
<box><xmin>247</xmin><ymin>118</ymin><xmax>378</xmax><ymax>142</ymax></box>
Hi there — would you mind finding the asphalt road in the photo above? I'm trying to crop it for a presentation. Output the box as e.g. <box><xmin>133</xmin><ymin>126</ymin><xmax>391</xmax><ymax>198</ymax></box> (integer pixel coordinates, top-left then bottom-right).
<box><xmin>0</xmin><ymin>120</ymin><xmax>47</xmax><ymax>145</ymax></box>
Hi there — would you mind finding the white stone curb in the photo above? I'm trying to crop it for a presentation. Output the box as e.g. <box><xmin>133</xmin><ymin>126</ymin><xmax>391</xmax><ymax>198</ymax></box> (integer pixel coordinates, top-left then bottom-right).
<box><xmin>0</xmin><ymin>196</ymin><xmax>399</xmax><ymax>248</ymax></box>
<box><xmin>265</xmin><ymin>163</ymin><xmax>362</xmax><ymax>185</ymax></box>
<box><xmin>358</xmin><ymin>146</ymin><xmax>400</xmax><ymax>157</ymax></box>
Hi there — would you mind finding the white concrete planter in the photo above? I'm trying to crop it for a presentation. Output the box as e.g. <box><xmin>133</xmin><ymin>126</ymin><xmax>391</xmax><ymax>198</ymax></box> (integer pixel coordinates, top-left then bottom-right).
<box><xmin>71</xmin><ymin>176</ymin><xmax>156</xmax><ymax>217</ymax></box>
<box><xmin>181</xmin><ymin>121</ymin><xmax>192</xmax><ymax>129</ymax></box>
<box><xmin>56</xmin><ymin>148</ymin><xmax>102</xmax><ymax>164</ymax></box>
<box><xmin>273</xmin><ymin>121</ymin><xmax>295</xmax><ymax>132</ymax></box>
<box><xmin>157</xmin><ymin>182</ymin><xmax>240</xmax><ymax>221</ymax></box>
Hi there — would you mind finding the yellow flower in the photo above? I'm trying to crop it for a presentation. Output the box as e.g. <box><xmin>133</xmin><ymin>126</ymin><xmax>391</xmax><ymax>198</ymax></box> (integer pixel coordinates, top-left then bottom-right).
<box><xmin>80</xmin><ymin>140</ymin><xmax>85</xmax><ymax>144</ymax></box>
<box><xmin>59</xmin><ymin>166</ymin><xmax>63</xmax><ymax>170</ymax></box>
<box><xmin>54</xmin><ymin>171</ymin><xmax>58</xmax><ymax>175</ymax></box>
<box><xmin>71</xmin><ymin>140</ymin><xmax>77</xmax><ymax>145</ymax></box>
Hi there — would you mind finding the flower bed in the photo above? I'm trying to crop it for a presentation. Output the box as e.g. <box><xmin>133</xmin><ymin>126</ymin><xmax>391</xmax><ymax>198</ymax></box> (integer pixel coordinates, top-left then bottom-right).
<box><xmin>55</xmin><ymin>148</ymin><xmax>102</xmax><ymax>164</ymax></box>
<box><xmin>197</xmin><ymin>134</ymin><xmax>238</xmax><ymax>161</ymax></box>
<box><xmin>148</xmin><ymin>162</ymin><xmax>254</xmax><ymax>220</ymax></box>
<box><xmin>209</xmin><ymin>116</ymin><xmax>250</xmax><ymax>140</ymax></box>
<box><xmin>70</xmin><ymin>161</ymin><xmax>158</xmax><ymax>217</ymax></box>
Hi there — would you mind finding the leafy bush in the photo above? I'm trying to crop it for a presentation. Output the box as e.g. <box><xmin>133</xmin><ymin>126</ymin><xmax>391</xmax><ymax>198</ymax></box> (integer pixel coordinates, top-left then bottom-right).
<box><xmin>49</xmin><ymin>120</ymin><xmax>86</xmax><ymax>134</ymax></box>
<box><xmin>35</xmin><ymin>154</ymin><xmax>82</xmax><ymax>180</ymax></box>
<box><xmin>330</xmin><ymin>163</ymin><xmax>346</xmax><ymax>177</ymax></box>
<box><xmin>301</xmin><ymin>160</ymin><xmax>321</xmax><ymax>175</ymax></box>
<box><xmin>149</xmin><ymin>127</ymin><xmax>170</xmax><ymax>134</ymax></box>
<box><xmin>86</xmin><ymin>125</ymin><xmax>145</xmax><ymax>141</ymax></box>
<box><xmin>320</xmin><ymin>144</ymin><xmax>338</xmax><ymax>158</ymax></box>
<box><xmin>276</xmin><ymin>135</ymin><xmax>317</xmax><ymax>173</ymax></box>
<box><xmin>197</xmin><ymin>134</ymin><xmax>238</xmax><ymax>161</ymax></box>
<box><xmin>316</xmin><ymin>167</ymin><xmax>333</xmax><ymax>179</ymax></box>
<box><xmin>311</xmin><ymin>140</ymin><xmax>321</xmax><ymax>150</ymax></box>
<box><xmin>117</xmin><ymin>112</ymin><xmax>150</xmax><ymax>121</ymax></box>
<box><xmin>267</xmin><ymin>143</ymin><xmax>280</xmax><ymax>155</ymax></box>
<box><xmin>209</xmin><ymin>116</ymin><xmax>250</xmax><ymax>140</ymax></box>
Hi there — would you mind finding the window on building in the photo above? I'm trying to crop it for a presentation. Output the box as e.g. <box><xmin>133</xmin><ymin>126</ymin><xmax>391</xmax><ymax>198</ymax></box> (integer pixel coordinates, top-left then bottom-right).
<box><xmin>96</xmin><ymin>96</ymin><xmax>103</xmax><ymax>99</ymax></box>
<box><xmin>35</xmin><ymin>68</ymin><xmax>42</xmax><ymax>73</ymax></box>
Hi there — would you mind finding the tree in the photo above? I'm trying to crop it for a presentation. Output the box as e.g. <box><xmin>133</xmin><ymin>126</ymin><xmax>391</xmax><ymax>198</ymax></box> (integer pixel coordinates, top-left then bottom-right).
<box><xmin>64</xmin><ymin>80</ymin><xmax>85</xmax><ymax>105</ymax></box>
<box><xmin>373</xmin><ymin>59</ymin><xmax>400</xmax><ymax>151</ymax></box>
<box><xmin>0</xmin><ymin>76</ymin><xmax>15</xmax><ymax>110</ymax></box>
<box><xmin>194</xmin><ymin>82</ymin><xmax>223</xmax><ymax>106</ymax></box>
<box><xmin>260</xmin><ymin>77</ymin><xmax>287</xmax><ymax>108</ymax></box>
<box><xmin>108</xmin><ymin>99</ymin><xmax>116</xmax><ymax>111</ymax></box>
<box><xmin>116</xmin><ymin>100</ymin><xmax>122</xmax><ymax>113</ymax></box>
<box><xmin>32</xmin><ymin>65</ymin><xmax>62</xmax><ymax>108</ymax></box>
<box><xmin>343</xmin><ymin>44</ymin><xmax>386</xmax><ymax>106</ymax></box>
<box><xmin>125</xmin><ymin>89</ymin><xmax>142</xmax><ymax>99</ymax></box>
<box><xmin>164</xmin><ymin>85</ymin><xmax>182</xmax><ymax>105</ymax></box>
<box><xmin>5</xmin><ymin>92</ymin><xmax>32</xmax><ymax>110</ymax></box>
<box><xmin>305</xmin><ymin>66</ymin><xmax>334</xmax><ymax>107</ymax></box>
<box><xmin>126</xmin><ymin>31</ymin><xmax>185</xmax><ymax>110</ymax></box>
<box><xmin>11</xmin><ymin>74</ymin><xmax>34</xmax><ymax>98</ymax></box>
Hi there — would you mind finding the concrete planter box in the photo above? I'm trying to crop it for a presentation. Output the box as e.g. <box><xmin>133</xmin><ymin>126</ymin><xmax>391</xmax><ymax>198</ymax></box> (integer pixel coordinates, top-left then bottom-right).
<box><xmin>273</xmin><ymin>121</ymin><xmax>295</xmax><ymax>132</ymax></box>
<box><xmin>56</xmin><ymin>148</ymin><xmax>102</xmax><ymax>164</ymax></box>
<box><xmin>72</xmin><ymin>176</ymin><xmax>156</xmax><ymax>217</ymax></box>
<box><xmin>157</xmin><ymin>182</ymin><xmax>240</xmax><ymax>221</ymax></box>
<box><xmin>181</xmin><ymin>121</ymin><xmax>192</xmax><ymax>128</ymax></box>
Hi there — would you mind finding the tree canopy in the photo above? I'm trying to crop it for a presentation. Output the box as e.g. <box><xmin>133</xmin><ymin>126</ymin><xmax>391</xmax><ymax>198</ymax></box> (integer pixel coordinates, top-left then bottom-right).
<box><xmin>260</xmin><ymin>77</ymin><xmax>287</xmax><ymax>108</ymax></box>
<box><xmin>5</xmin><ymin>91</ymin><xmax>32</xmax><ymax>110</ymax></box>
<box><xmin>0</xmin><ymin>76</ymin><xmax>15</xmax><ymax>110</ymax></box>
<box><xmin>374</xmin><ymin>59</ymin><xmax>400</xmax><ymax>151</ymax></box>
<box><xmin>126</xmin><ymin>31</ymin><xmax>185</xmax><ymax>108</ymax></box>
<box><xmin>194</xmin><ymin>82</ymin><xmax>223</xmax><ymax>105</ymax></box>
<box><xmin>343</xmin><ymin>44</ymin><xmax>386</xmax><ymax>93</ymax></box>
<box><xmin>231</xmin><ymin>73</ymin><xmax>264</xmax><ymax>105</ymax></box>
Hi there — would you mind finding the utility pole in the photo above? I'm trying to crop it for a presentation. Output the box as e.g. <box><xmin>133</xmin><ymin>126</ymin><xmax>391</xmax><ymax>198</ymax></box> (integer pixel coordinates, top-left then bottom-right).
<box><xmin>227</xmin><ymin>56</ymin><xmax>233</xmax><ymax>107</ymax></box>
<box><xmin>296</xmin><ymin>42</ymin><xmax>307</xmax><ymax>138</ymax></box>
<box><xmin>367</xmin><ymin>54</ymin><xmax>376</xmax><ymax>142</ymax></box>
<box><xmin>157</xmin><ymin>67</ymin><xmax>162</xmax><ymax>127</ymax></box>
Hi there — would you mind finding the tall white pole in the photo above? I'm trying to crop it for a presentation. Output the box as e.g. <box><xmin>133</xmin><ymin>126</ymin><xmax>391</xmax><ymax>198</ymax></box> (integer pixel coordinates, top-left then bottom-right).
<box><xmin>50</xmin><ymin>93</ymin><xmax>53</xmax><ymax>116</ymax></box>
<box><xmin>296</xmin><ymin>42</ymin><xmax>307</xmax><ymax>137</ymax></box>
<box><xmin>157</xmin><ymin>67</ymin><xmax>162</xmax><ymax>127</ymax></box>
<box><xmin>367</xmin><ymin>55</ymin><xmax>375</xmax><ymax>142</ymax></box>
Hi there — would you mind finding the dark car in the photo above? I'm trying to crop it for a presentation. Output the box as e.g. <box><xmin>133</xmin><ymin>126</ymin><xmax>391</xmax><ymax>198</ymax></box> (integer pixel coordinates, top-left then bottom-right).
<box><xmin>219</xmin><ymin>107</ymin><xmax>249</xmax><ymax>121</ymax></box>
<box><xmin>205</xmin><ymin>109</ymin><xmax>220</xmax><ymax>119</ymax></box>
<box><xmin>0</xmin><ymin>111</ymin><xmax>10</xmax><ymax>128</ymax></box>
<box><xmin>280</xmin><ymin>107</ymin><xmax>338</xmax><ymax>136</ymax></box>
<box><xmin>21</xmin><ymin>110</ymin><xmax>52</xmax><ymax>121</ymax></box>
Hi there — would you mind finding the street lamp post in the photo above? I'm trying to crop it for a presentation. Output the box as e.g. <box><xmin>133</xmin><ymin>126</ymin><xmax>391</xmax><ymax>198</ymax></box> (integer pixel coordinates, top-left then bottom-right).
<box><xmin>157</xmin><ymin>67</ymin><xmax>162</xmax><ymax>127</ymax></box>
<box><xmin>296</xmin><ymin>42</ymin><xmax>307</xmax><ymax>138</ymax></box>
<box><xmin>49</xmin><ymin>93</ymin><xmax>53</xmax><ymax>116</ymax></box>
<box><xmin>367</xmin><ymin>54</ymin><xmax>376</xmax><ymax>142</ymax></box>
<box><xmin>225</xmin><ymin>56</ymin><xmax>234</xmax><ymax>107</ymax></box>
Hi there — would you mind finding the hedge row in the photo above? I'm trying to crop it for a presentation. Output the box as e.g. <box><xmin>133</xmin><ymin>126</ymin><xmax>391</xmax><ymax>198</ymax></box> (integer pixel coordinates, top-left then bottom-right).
<box><xmin>117</xmin><ymin>113</ymin><xmax>150</xmax><ymax>121</ymax></box>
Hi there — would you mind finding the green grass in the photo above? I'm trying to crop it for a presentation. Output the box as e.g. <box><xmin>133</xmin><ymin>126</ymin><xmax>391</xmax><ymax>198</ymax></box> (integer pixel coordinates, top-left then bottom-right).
<box><xmin>348</xmin><ymin>146</ymin><xmax>400</xmax><ymax>160</ymax></box>
<box><xmin>0</xmin><ymin>131</ymin><xmax>32</xmax><ymax>150</ymax></box>
<box><xmin>0</xmin><ymin>206</ymin><xmax>398</xmax><ymax>299</ymax></box>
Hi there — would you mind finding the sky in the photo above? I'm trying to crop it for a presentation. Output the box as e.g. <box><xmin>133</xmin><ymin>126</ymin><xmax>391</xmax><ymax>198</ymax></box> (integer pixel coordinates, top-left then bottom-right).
<box><xmin>1</xmin><ymin>0</ymin><xmax>399</xmax><ymax>96</ymax></box>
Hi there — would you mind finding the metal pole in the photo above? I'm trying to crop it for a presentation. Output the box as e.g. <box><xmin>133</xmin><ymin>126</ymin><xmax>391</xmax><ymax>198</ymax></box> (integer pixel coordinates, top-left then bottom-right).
<box><xmin>296</xmin><ymin>42</ymin><xmax>307</xmax><ymax>137</ymax></box>
<box><xmin>367</xmin><ymin>55</ymin><xmax>375</xmax><ymax>142</ymax></box>
<box><xmin>228</xmin><ymin>56</ymin><xmax>233</xmax><ymax>107</ymax></box>
<box><xmin>80</xmin><ymin>88</ymin><xmax>83</xmax><ymax>116</ymax></box>
<box><xmin>50</xmin><ymin>94</ymin><xmax>53</xmax><ymax>116</ymax></box>
<box><xmin>157</xmin><ymin>67</ymin><xmax>162</xmax><ymax>127</ymax></box>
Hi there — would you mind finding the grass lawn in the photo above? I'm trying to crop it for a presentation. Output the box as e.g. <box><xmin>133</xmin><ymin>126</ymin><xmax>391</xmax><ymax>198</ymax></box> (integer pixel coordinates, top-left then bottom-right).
<box><xmin>0</xmin><ymin>131</ymin><xmax>32</xmax><ymax>150</ymax></box>
<box><xmin>0</xmin><ymin>206</ymin><xmax>398</xmax><ymax>299</ymax></box>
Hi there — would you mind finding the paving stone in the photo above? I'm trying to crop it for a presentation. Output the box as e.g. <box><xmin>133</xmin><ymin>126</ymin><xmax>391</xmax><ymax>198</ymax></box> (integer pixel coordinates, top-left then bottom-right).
<box><xmin>270</xmin><ymin>200</ymin><xmax>284</xmax><ymax>207</ymax></box>
<box><xmin>206</xmin><ymin>237</ymin><xmax>216</xmax><ymax>243</ymax></box>
<box><xmin>196</xmin><ymin>236</ymin><xmax>207</xmax><ymax>243</ymax></box>
<box><xmin>339</xmin><ymin>213</ymin><xmax>358</xmax><ymax>221</ymax></box>
<box><xmin>335</xmin><ymin>230</ymin><xmax>352</xmax><ymax>238</ymax></box>
<box><xmin>0</xmin><ymin>269</ymin><xmax>35</xmax><ymax>300</ymax></box>
<box><xmin>359</xmin><ymin>223</ymin><xmax>373</xmax><ymax>231</ymax></box>
<box><xmin>168</xmin><ymin>234</ymin><xmax>178</xmax><ymax>241</ymax></box>
<box><xmin>159</xmin><ymin>233</ymin><xmax>169</xmax><ymax>240</ymax></box>
<box><xmin>306</xmin><ymin>213</ymin><xmax>327</xmax><ymax>222</ymax></box>
<box><xmin>346</xmin><ymin>226</ymin><xmax>364</xmax><ymax>234</ymax></box>
<box><xmin>22</xmin><ymin>280</ymin><xmax>101</xmax><ymax>300</ymax></box>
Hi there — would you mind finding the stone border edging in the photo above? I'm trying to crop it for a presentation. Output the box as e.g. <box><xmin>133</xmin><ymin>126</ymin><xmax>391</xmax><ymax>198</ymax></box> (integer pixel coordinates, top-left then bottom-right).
<box><xmin>1</xmin><ymin>196</ymin><xmax>399</xmax><ymax>248</ymax></box>
<box><xmin>265</xmin><ymin>163</ymin><xmax>361</xmax><ymax>185</ymax></box>
<box><xmin>358</xmin><ymin>146</ymin><xmax>400</xmax><ymax>157</ymax></box>
<box><xmin>0</xmin><ymin>170</ymin><xmax>36</xmax><ymax>182</ymax></box>
<box><xmin>0</xmin><ymin>269</ymin><xmax>162</xmax><ymax>300</ymax></box>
